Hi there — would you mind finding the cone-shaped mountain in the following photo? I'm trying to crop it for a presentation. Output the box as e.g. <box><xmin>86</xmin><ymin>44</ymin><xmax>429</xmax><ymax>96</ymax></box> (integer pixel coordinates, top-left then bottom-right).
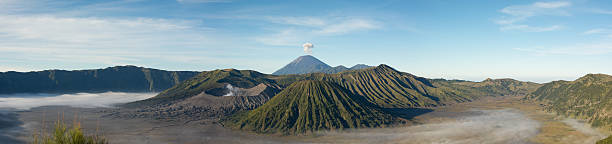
<box><xmin>272</xmin><ymin>55</ymin><xmax>332</xmax><ymax>75</ymax></box>
<box><xmin>224</xmin><ymin>80</ymin><xmax>399</xmax><ymax>135</ymax></box>
<box><xmin>272</xmin><ymin>55</ymin><xmax>371</xmax><ymax>75</ymax></box>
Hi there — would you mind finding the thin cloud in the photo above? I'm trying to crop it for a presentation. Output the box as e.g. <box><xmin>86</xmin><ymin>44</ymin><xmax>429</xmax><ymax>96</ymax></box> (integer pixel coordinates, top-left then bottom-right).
<box><xmin>495</xmin><ymin>1</ymin><xmax>571</xmax><ymax>32</ymax></box>
<box><xmin>499</xmin><ymin>1</ymin><xmax>571</xmax><ymax>17</ymax></box>
<box><xmin>0</xmin><ymin>13</ymin><xmax>241</xmax><ymax>69</ymax></box>
<box><xmin>590</xmin><ymin>8</ymin><xmax>612</xmax><ymax>15</ymax></box>
<box><xmin>316</xmin><ymin>19</ymin><xmax>380</xmax><ymax>35</ymax></box>
<box><xmin>256</xmin><ymin>17</ymin><xmax>381</xmax><ymax>46</ymax></box>
<box><xmin>0</xmin><ymin>15</ymin><xmax>200</xmax><ymax>44</ymax></box>
<box><xmin>583</xmin><ymin>29</ymin><xmax>606</xmax><ymax>35</ymax></box>
<box><xmin>267</xmin><ymin>16</ymin><xmax>327</xmax><ymax>27</ymax></box>
<box><xmin>582</xmin><ymin>28</ymin><xmax>612</xmax><ymax>35</ymax></box>
<box><xmin>533</xmin><ymin>1</ymin><xmax>571</xmax><ymax>9</ymax></box>
<box><xmin>176</xmin><ymin>0</ymin><xmax>232</xmax><ymax>4</ymax></box>
<box><xmin>514</xmin><ymin>42</ymin><xmax>612</xmax><ymax>55</ymax></box>
<box><xmin>254</xmin><ymin>29</ymin><xmax>306</xmax><ymax>46</ymax></box>
<box><xmin>500</xmin><ymin>25</ymin><xmax>563</xmax><ymax>32</ymax></box>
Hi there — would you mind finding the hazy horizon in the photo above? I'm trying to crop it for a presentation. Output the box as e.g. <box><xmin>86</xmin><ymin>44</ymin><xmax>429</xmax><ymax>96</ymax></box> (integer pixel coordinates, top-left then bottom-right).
<box><xmin>1</xmin><ymin>0</ymin><xmax>611</xmax><ymax>83</ymax></box>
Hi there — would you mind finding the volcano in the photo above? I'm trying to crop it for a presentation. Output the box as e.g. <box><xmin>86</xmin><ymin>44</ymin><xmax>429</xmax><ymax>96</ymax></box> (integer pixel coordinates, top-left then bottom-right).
<box><xmin>272</xmin><ymin>55</ymin><xmax>371</xmax><ymax>75</ymax></box>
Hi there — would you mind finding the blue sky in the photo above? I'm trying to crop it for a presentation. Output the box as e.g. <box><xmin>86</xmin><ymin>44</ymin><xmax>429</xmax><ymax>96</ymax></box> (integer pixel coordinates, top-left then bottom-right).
<box><xmin>0</xmin><ymin>0</ymin><xmax>611</xmax><ymax>83</ymax></box>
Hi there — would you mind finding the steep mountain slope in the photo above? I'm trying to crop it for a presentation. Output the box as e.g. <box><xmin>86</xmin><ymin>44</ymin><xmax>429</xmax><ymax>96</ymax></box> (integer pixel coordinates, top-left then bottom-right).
<box><xmin>125</xmin><ymin>64</ymin><xmax>537</xmax><ymax>121</ymax></box>
<box><xmin>223</xmin><ymin>80</ymin><xmax>399</xmax><ymax>135</ymax></box>
<box><xmin>0</xmin><ymin>66</ymin><xmax>199</xmax><ymax>94</ymax></box>
<box><xmin>527</xmin><ymin>74</ymin><xmax>612</xmax><ymax>127</ymax></box>
<box><xmin>272</xmin><ymin>55</ymin><xmax>332</xmax><ymax>75</ymax></box>
<box><xmin>126</xmin><ymin>69</ymin><xmax>281</xmax><ymax>119</ymax></box>
<box><xmin>272</xmin><ymin>55</ymin><xmax>370</xmax><ymax>75</ymax></box>
<box><xmin>272</xmin><ymin>65</ymin><xmax>502</xmax><ymax>108</ymax></box>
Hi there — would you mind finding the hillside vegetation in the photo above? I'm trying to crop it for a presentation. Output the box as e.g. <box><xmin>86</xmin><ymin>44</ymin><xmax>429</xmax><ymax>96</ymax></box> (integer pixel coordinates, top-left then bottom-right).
<box><xmin>125</xmin><ymin>64</ymin><xmax>539</xmax><ymax>134</ymax></box>
<box><xmin>32</xmin><ymin>119</ymin><xmax>107</xmax><ymax>144</ymax></box>
<box><xmin>223</xmin><ymin>80</ymin><xmax>399</xmax><ymax>135</ymax></box>
<box><xmin>598</xmin><ymin>135</ymin><xmax>612</xmax><ymax>144</ymax></box>
<box><xmin>527</xmin><ymin>74</ymin><xmax>612</xmax><ymax>128</ymax></box>
<box><xmin>438</xmin><ymin>78</ymin><xmax>541</xmax><ymax>96</ymax></box>
<box><xmin>272</xmin><ymin>65</ymin><xmax>540</xmax><ymax>108</ymax></box>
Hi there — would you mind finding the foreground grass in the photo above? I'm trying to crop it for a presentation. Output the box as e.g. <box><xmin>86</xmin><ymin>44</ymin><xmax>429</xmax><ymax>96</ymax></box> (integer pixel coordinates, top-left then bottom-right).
<box><xmin>32</xmin><ymin>116</ymin><xmax>107</xmax><ymax>144</ymax></box>
<box><xmin>598</xmin><ymin>135</ymin><xmax>612</xmax><ymax>144</ymax></box>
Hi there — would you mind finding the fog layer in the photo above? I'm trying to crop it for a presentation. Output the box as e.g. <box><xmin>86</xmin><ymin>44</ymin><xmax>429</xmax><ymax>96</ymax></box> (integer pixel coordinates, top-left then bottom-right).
<box><xmin>318</xmin><ymin>109</ymin><xmax>540</xmax><ymax>144</ymax></box>
<box><xmin>0</xmin><ymin>92</ymin><xmax>156</xmax><ymax>110</ymax></box>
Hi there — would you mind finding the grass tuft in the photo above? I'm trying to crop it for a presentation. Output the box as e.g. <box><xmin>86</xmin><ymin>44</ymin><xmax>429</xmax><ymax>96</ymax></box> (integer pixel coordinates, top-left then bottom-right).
<box><xmin>31</xmin><ymin>113</ymin><xmax>107</xmax><ymax>144</ymax></box>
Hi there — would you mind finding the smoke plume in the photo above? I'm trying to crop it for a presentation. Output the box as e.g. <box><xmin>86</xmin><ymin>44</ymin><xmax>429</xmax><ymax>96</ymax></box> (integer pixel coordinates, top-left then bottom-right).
<box><xmin>303</xmin><ymin>42</ymin><xmax>313</xmax><ymax>54</ymax></box>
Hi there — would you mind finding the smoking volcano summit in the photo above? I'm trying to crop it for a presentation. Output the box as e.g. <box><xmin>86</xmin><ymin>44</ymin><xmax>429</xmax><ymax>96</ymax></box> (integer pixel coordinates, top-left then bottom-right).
<box><xmin>272</xmin><ymin>55</ymin><xmax>372</xmax><ymax>75</ymax></box>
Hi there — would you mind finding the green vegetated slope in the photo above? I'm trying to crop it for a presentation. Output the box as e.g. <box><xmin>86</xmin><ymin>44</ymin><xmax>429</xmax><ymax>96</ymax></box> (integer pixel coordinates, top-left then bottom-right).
<box><xmin>272</xmin><ymin>65</ymin><xmax>537</xmax><ymax>108</ymax></box>
<box><xmin>598</xmin><ymin>135</ymin><xmax>612</xmax><ymax>144</ymax></box>
<box><xmin>318</xmin><ymin>65</ymin><xmax>478</xmax><ymax>107</ymax></box>
<box><xmin>125</xmin><ymin>64</ymin><xmax>538</xmax><ymax>132</ymax></box>
<box><xmin>527</xmin><ymin>74</ymin><xmax>612</xmax><ymax>128</ymax></box>
<box><xmin>437</xmin><ymin>78</ymin><xmax>541</xmax><ymax>96</ymax></box>
<box><xmin>0</xmin><ymin>65</ymin><xmax>199</xmax><ymax>94</ymax></box>
<box><xmin>223</xmin><ymin>80</ymin><xmax>399</xmax><ymax>135</ymax></box>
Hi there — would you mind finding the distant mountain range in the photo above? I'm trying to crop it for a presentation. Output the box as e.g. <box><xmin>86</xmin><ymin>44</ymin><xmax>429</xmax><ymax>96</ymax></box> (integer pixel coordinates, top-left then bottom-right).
<box><xmin>272</xmin><ymin>55</ymin><xmax>371</xmax><ymax>75</ymax></box>
<box><xmin>126</xmin><ymin>63</ymin><xmax>540</xmax><ymax>134</ymax></box>
<box><xmin>436</xmin><ymin>78</ymin><xmax>541</xmax><ymax>96</ymax></box>
<box><xmin>0</xmin><ymin>66</ymin><xmax>199</xmax><ymax>94</ymax></box>
<box><xmin>16</xmin><ymin>55</ymin><xmax>609</xmax><ymax>135</ymax></box>
<box><xmin>0</xmin><ymin>55</ymin><xmax>366</xmax><ymax>94</ymax></box>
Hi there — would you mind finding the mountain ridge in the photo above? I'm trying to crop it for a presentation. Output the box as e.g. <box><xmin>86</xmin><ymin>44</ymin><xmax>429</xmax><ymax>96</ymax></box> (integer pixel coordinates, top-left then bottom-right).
<box><xmin>124</xmin><ymin>68</ymin><xmax>282</xmax><ymax>120</ymax></box>
<box><xmin>270</xmin><ymin>64</ymin><xmax>540</xmax><ymax>108</ymax></box>
<box><xmin>119</xmin><ymin>64</ymin><xmax>542</xmax><ymax>134</ymax></box>
<box><xmin>272</xmin><ymin>55</ymin><xmax>371</xmax><ymax>75</ymax></box>
<box><xmin>0</xmin><ymin>65</ymin><xmax>199</xmax><ymax>94</ymax></box>
<box><xmin>527</xmin><ymin>73</ymin><xmax>612</xmax><ymax>128</ymax></box>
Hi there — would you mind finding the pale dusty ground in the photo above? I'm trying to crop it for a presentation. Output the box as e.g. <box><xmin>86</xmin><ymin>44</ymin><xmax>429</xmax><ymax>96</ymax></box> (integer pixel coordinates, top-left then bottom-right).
<box><xmin>6</xmin><ymin>96</ymin><xmax>609</xmax><ymax>144</ymax></box>
<box><xmin>419</xmin><ymin>96</ymin><xmax>609</xmax><ymax>144</ymax></box>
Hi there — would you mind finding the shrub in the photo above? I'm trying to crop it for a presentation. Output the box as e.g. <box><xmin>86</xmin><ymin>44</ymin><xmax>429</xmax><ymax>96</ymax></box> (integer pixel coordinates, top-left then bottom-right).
<box><xmin>598</xmin><ymin>135</ymin><xmax>612</xmax><ymax>144</ymax></box>
<box><xmin>32</xmin><ymin>119</ymin><xmax>107</xmax><ymax>144</ymax></box>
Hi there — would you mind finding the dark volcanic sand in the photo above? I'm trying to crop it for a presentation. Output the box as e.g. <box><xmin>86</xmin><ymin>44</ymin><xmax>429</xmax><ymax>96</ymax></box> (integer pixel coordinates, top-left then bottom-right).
<box><xmin>0</xmin><ymin>110</ymin><xmax>23</xmax><ymax>143</ymax></box>
<box><xmin>11</xmin><ymin>106</ymin><xmax>303</xmax><ymax>144</ymax></box>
